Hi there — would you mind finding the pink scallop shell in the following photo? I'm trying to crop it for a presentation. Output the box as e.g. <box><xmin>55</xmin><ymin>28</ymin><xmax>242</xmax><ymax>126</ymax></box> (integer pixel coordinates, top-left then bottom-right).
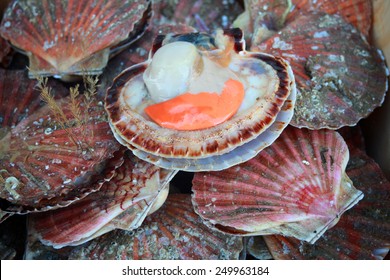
<box><xmin>0</xmin><ymin>0</ymin><xmax>151</xmax><ymax>78</ymax></box>
<box><xmin>263</xmin><ymin>148</ymin><xmax>390</xmax><ymax>259</ymax></box>
<box><xmin>68</xmin><ymin>194</ymin><xmax>243</xmax><ymax>260</ymax></box>
<box><xmin>0</xmin><ymin>93</ymin><xmax>121</xmax><ymax>212</ymax></box>
<box><xmin>29</xmin><ymin>151</ymin><xmax>176</xmax><ymax>249</ymax></box>
<box><xmin>192</xmin><ymin>126</ymin><xmax>364</xmax><ymax>244</ymax></box>
<box><xmin>252</xmin><ymin>12</ymin><xmax>388</xmax><ymax>129</ymax></box>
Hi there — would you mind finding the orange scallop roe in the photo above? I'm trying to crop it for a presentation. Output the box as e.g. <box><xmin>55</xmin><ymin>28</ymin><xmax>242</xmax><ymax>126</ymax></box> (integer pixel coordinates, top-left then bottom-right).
<box><xmin>144</xmin><ymin>79</ymin><xmax>245</xmax><ymax>130</ymax></box>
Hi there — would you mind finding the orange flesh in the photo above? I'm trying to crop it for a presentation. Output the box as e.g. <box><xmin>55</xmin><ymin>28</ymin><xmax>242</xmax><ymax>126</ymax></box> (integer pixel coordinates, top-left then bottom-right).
<box><xmin>144</xmin><ymin>79</ymin><xmax>245</xmax><ymax>130</ymax></box>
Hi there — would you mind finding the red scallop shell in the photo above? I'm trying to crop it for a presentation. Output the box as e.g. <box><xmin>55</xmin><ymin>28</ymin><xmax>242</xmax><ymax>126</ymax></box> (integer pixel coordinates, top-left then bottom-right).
<box><xmin>29</xmin><ymin>151</ymin><xmax>175</xmax><ymax>248</ymax></box>
<box><xmin>67</xmin><ymin>194</ymin><xmax>243</xmax><ymax>260</ymax></box>
<box><xmin>263</xmin><ymin>148</ymin><xmax>390</xmax><ymax>259</ymax></box>
<box><xmin>0</xmin><ymin>93</ymin><xmax>121</xmax><ymax>212</ymax></box>
<box><xmin>192</xmin><ymin>126</ymin><xmax>363</xmax><ymax>243</ymax></box>
<box><xmin>0</xmin><ymin>0</ymin><xmax>151</xmax><ymax>78</ymax></box>
<box><xmin>253</xmin><ymin>12</ymin><xmax>388</xmax><ymax>129</ymax></box>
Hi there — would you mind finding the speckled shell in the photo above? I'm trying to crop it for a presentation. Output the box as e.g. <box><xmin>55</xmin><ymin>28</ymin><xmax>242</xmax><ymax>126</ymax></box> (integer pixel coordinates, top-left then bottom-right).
<box><xmin>192</xmin><ymin>126</ymin><xmax>363</xmax><ymax>244</ymax></box>
<box><xmin>29</xmin><ymin>151</ymin><xmax>176</xmax><ymax>249</ymax></box>
<box><xmin>68</xmin><ymin>194</ymin><xmax>243</xmax><ymax>260</ymax></box>
<box><xmin>106</xmin><ymin>29</ymin><xmax>296</xmax><ymax>171</ymax></box>
<box><xmin>253</xmin><ymin>12</ymin><xmax>388</xmax><ymax>129</ymax></box>
<box><xmin>239</xmin><ymin>0</ymin><xmax>372</xmax><ymax>45</ymax></box>
<box><xmin>0</xmin><ymin>94</ymin><xmax>121</xmax><ymax>213</ymax></box>
<box><xmin>263</xmin><ymin>148</ymin><xmax>390</xmax><ymax>259</ymax></box>
<box><xmin>0</xmin><ymin>0</ymin><xmax>151</xmax><ymax>79</ymax></box>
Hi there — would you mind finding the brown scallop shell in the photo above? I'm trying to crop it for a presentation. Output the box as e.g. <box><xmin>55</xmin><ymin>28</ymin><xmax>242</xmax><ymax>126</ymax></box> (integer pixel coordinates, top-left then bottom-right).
<box><xmin>106</xmin><ymin>29</ymin><xmax>295</xmax><ymax>171</ymax></box>
<box><xmin>0</xmin><ymin>0</ymin><xmax>151</xmax><ymax>79</ymax></box>
<box><xmin>68</xmin><ymin>194</ymin><xmax>243</xmax><ymax>260</ymax></box>
<box><xmin>192</xmin><ymin>126</ymin><xmax>363</xmax><ymax>244</ymax></box>
<box><xmin>0</xmin><ymin>36</ymin><xmax>12</xmax><ymax>67</ymax></box>
<box><xmin>253</xmin><ymin>12</ymin><xmax>388</xmax><ymax>129</ymax></box>
<box><xmin>0</xmin><ymin>93</ymin><xmax>121</xmax><ymax>213</ymax></box>
<box><xmin>263</xmin><ymin>148</ymin><xmax>390</xmax><ymax>259</ymax></box>
<box><xmin>29</xmin><ymin>151</ymin><xmax>176</xmax><ymax>248</ymax></box>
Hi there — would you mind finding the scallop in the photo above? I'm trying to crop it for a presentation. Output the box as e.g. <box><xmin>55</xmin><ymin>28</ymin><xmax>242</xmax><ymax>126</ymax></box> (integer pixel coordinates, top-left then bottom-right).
<box><xmin>192</xmin><ymin>126</ymin><xmax>364</xmax><ymax>244</ymax></box>
<box><xmin>29</xmin><ymin>151</ymin><xmax>176</xmax><ymax>249</ymax></box>
<box><xmin>105</xmin><ymin>28</ymin><xmax>296</xmax><ymax>171</ymax></box>
<box><xmin>0</xmin><ymin>0</ymin><xmax>151</xmax><ymax>80</ymax></box>
<box><xmin>263</xmin><ymin>148</ymin><xmax>390</xmax><ymax>259</ymax></box>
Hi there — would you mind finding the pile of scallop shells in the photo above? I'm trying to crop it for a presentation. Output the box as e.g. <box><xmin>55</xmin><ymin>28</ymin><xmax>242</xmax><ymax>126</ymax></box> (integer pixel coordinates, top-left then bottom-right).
<box><xmin>0</xmin><ymin>0</ymin><xmax>389</xmax><ymax>260</ymax></box>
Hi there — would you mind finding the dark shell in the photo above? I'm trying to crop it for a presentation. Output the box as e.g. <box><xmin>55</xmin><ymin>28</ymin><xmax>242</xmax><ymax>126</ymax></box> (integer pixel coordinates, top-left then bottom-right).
<box><xmin>29</xmin><ymin>151</ymin><xmax>175</xmax><ymax>248</ymax></box>
<box><xmin>0</xmin><ymin>93</ymin><xmax>121</xmax><ymax>212</ymax></box>
<box><xmin>68</xmin><ymin>194</ymin><xmax>243</xmax><ymax>260</ymax></box>
<box><xmin>192</xmin><ymin>126</ymin><xmax>363</xmax><ymax>243</ymax></box>
<box><xmin>0</xmin><ymin>0</ymin><xmax>151</xmax><ymax>78</ymax></box>
<box><xmin>0</xmin><ymin>36</ymin><xmax>12</xmax><ymax>67</ymax></box>
<box><xmin>153</xmin><ymin>0</ymin><xmax>244</xmax><ymax>32</ymax></box>
<box><xmin>263</xmin><ymin>148</ymin><xmax>390</xmax><ymax>259</ymax></box>
<box><xmin>253</xmin><ymin>12</ymin><xmax>388</xmax><ymax>129</ymax></box>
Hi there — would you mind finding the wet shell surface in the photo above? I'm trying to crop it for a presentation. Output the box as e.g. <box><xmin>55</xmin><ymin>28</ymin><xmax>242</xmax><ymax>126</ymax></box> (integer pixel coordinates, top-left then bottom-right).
<box><xmin>68</xmin><ymin>194</ymin><xmax>243</xmax><ymax>260</ymax></box>
<box><xmin>263</xmin><ymin>148</ymin><xmax>390</xmax><ymax>260</ymax></box>
<box><xmin>192</xmin><ymin>126</ymin><xmax>364</xmax><ymax>244</ymax></box>
<box><xmin>29</xmin><ymin>151</ymin><xmax>176</xmax><ymax>249</ymax></box>
<box><xmin>106</xmin><ymin>29</ymin><xmax>296</xmax><ymax>171</ymax></box>
<box><xmin>0</xmin><ymin>93</ymin><xmax>121</xmax><ymax>213</ymax></box>
<box><xmin>0</xmin><ymin>0</ymin><xmax>151</xmax><ymax>79</ymax></box>
<box><xmin>253</xmin><ymin>12</ymin><xmax>388</xmax><ymax>129</ymax></box>
<box><xmin>238</xmin><ymin>0</ymin><xmax>373</xmax><ymax>45</ymax></box>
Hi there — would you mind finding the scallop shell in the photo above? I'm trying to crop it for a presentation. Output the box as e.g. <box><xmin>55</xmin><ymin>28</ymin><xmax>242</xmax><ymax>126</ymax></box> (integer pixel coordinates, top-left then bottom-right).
<box><xmin>246</xmin><ymin>236</ymin><xmax>272</xmax><ymax>260</ymax></box>
<box><xmin>106</xmin><ymin>29</ymin><xmax>296</xmax><ymax>171</ymax></box>
<box><xmin>0</xmin><ymin>93</ymin><xmax>121</xmax><ymax>213</ymax></box>
<box><xmin>263</xmin><ymin>148</ymin><xmax>390</xmax><ymax>259</ymax></box>
<box><xmin>253</xmin><ymin>12</ymin><xmax>388</xmax><ymax>129</ymax></box>
<box><xmin>0</xmin><ymin>0</ymin><xmax>151</xmax><ymax>79</ymax></box>
<box><xmin>192</xmin><ymin>126</ymin><xmax>364</xmax><ymax>244</ymax></box>
<box><xmin>68</xmin><ymin>194</ymin><xmax>243</xmax><ymax>260</ymax></box>
<box><xmin>240</xmin><ymin>0</ymin><xmax>372</xmax><ymax>45</ymax></box>
<box><xmin>29</xmin><ymin>151</ymin><xmax>176</xmax><ymax>249</ymax></box>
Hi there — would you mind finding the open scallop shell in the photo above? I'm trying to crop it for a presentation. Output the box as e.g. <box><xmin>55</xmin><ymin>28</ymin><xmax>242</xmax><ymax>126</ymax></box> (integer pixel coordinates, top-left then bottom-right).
<box><xmin>0</xmin><ymin>0</ymin><xmax>151</xmax><ymax>79</ymax></box>
<box><xmin>263</xmin><ymin>148</ymin><xmax>390</xmax><ymax>259</ymax></box>
<box><xmin>68</xmin><ymin>194</ymin><xmax>243</xmax><ymax>260</ymax></box>
<box><xmin>192</xmin><ymin>126</ymin><xmax>364</xmax><ymax>244</ymax></box>
<box><xmin>253</xmin><ymin>12</ymin><xmax>388</xmax><ymax>129</ymax></box>
<box><xmin>0</xmin><ymin>93</ymin><xmax>121</xmax><ymax>213</ymax></box>
<box><xmin>105</xmin><ymin>29</ymin><xmax>296</xmax><ymax>171</ymax></box>
<box><xmin>29</xmin><ymin>151</ymin><xmax>176</xmax><ymax>249</ymax></box>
